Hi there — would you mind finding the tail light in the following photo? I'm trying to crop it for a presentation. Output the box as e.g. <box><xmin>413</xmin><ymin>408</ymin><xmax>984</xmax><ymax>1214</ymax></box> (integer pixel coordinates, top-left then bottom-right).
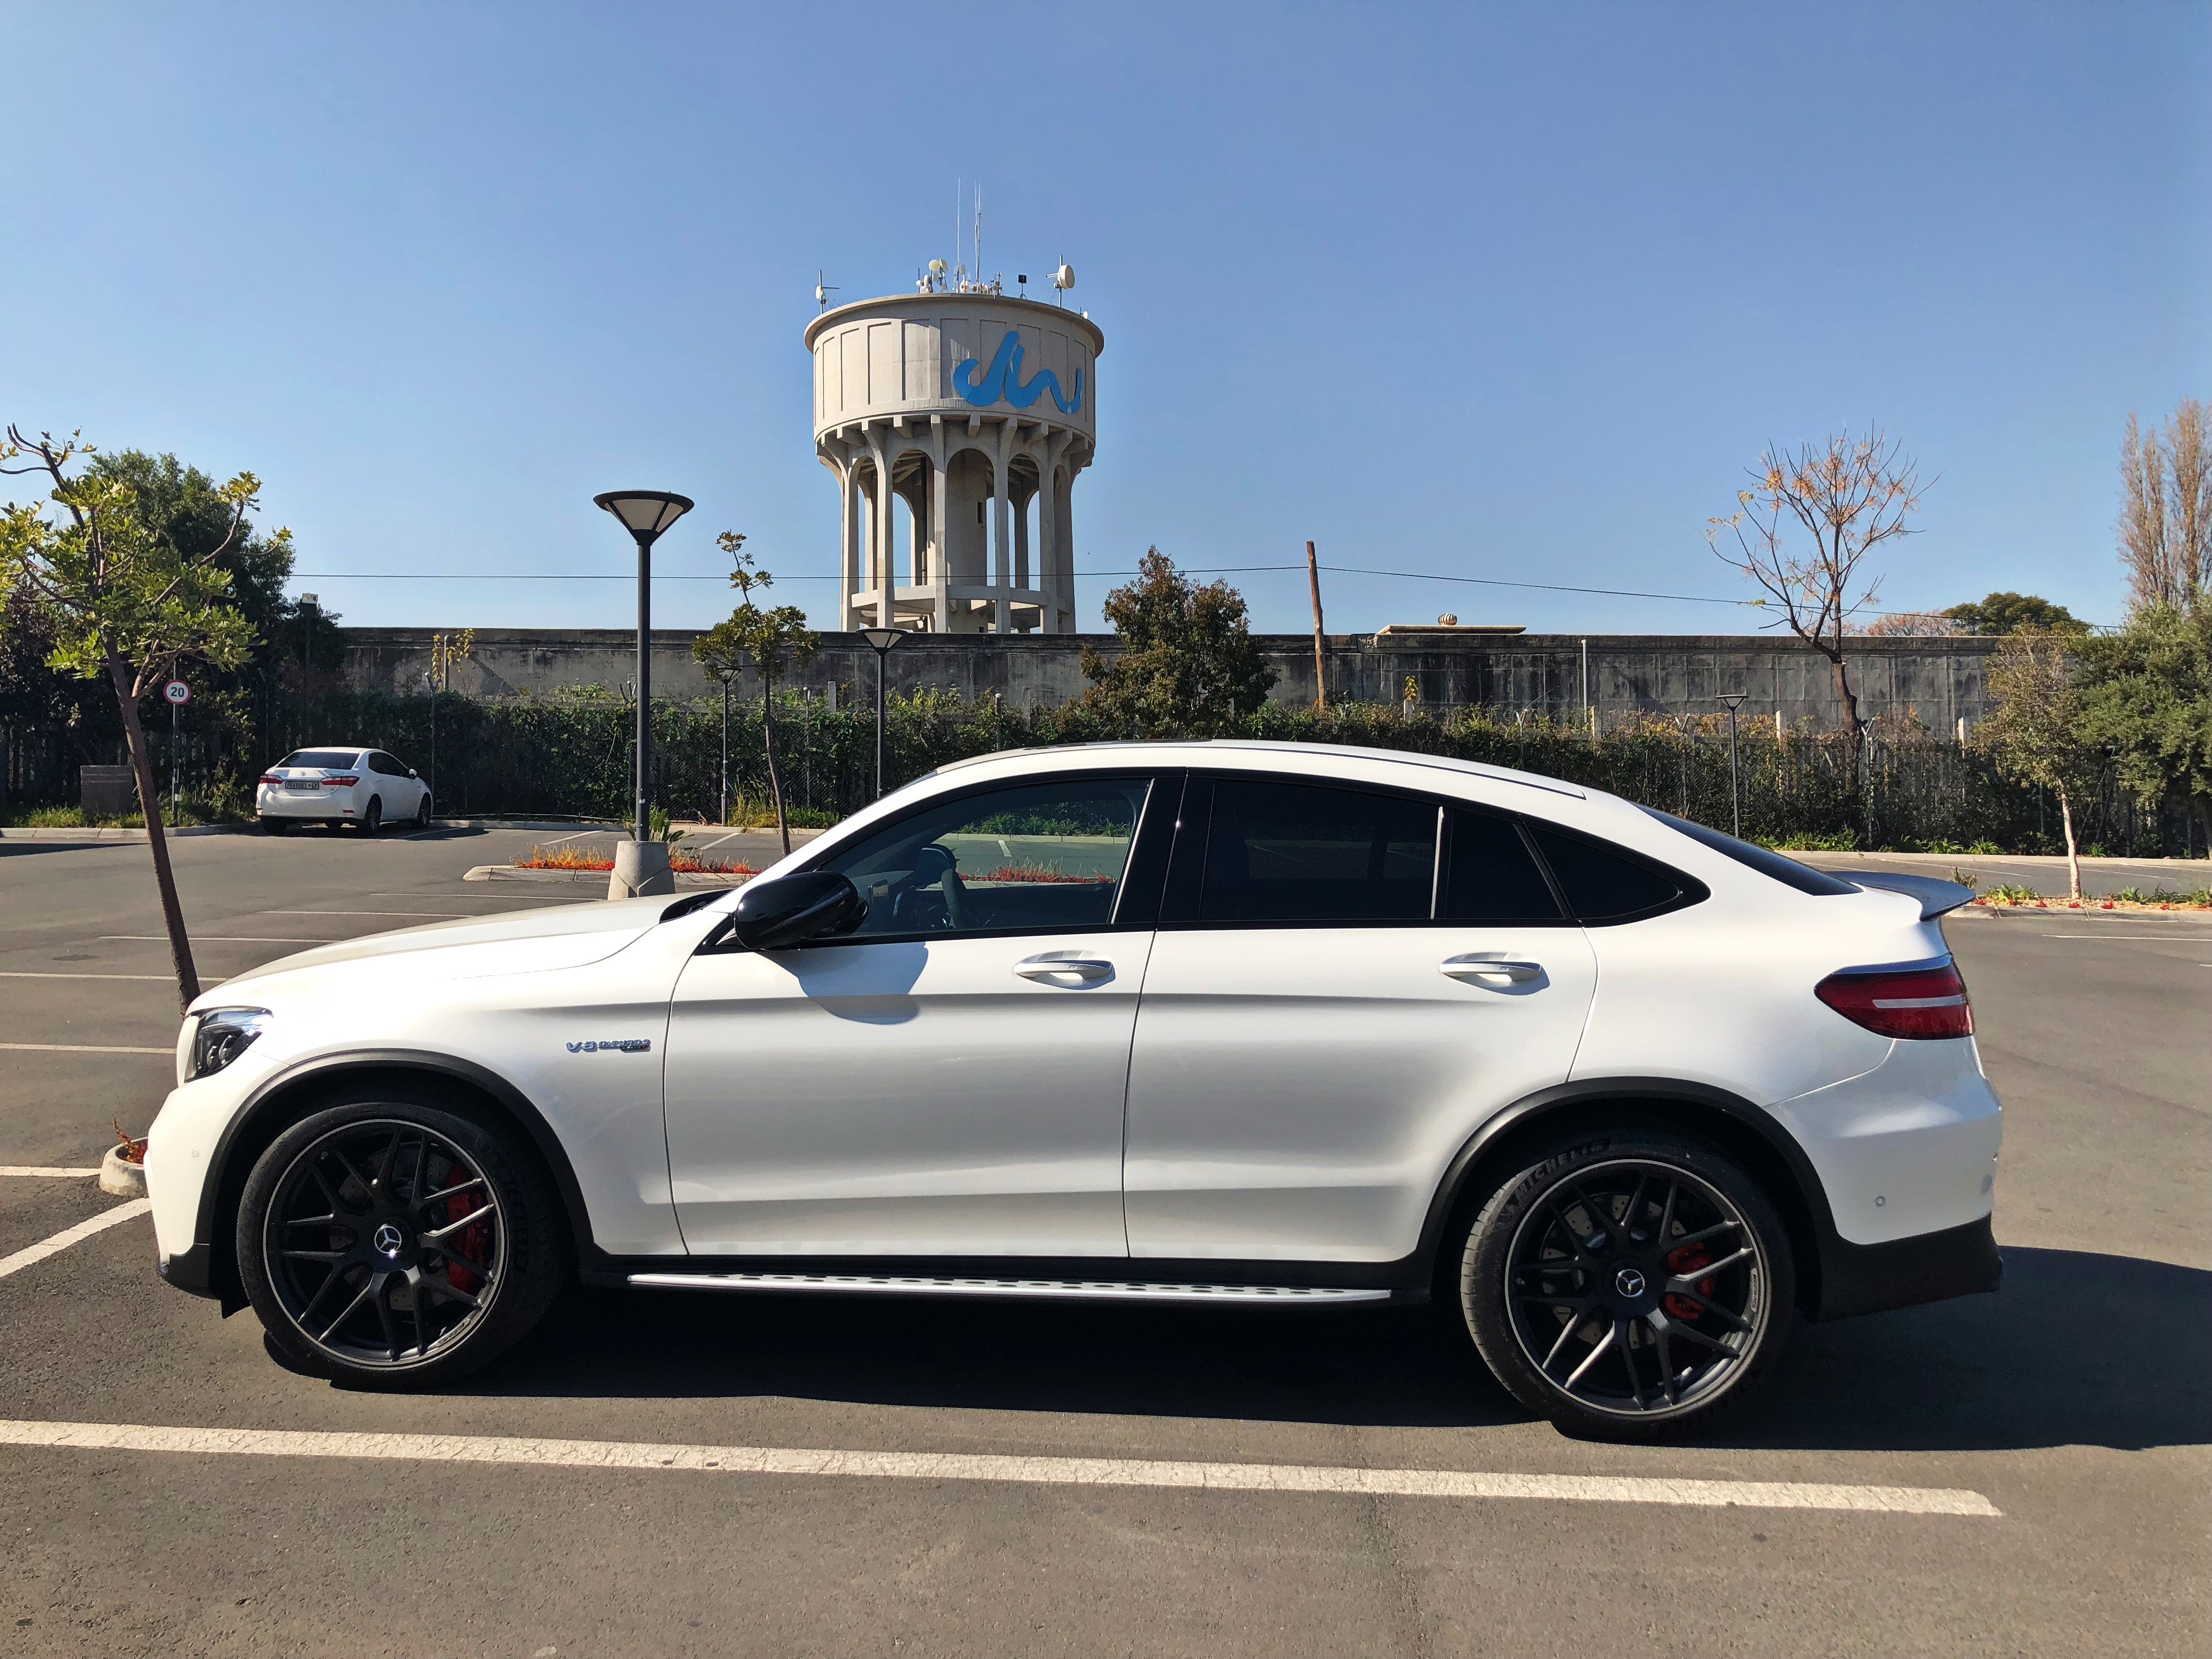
<box><xmin>322</xmin><ymin>775</ymin><xmax>360</xmax><ymax>787</ymax></box>
<box><xmin>1815</xmin><ymin>961</ymin><xmax>1973</xmax><ymax>1040</ymax></box>
<box><xmin>258</xmin><ymin>774</ymin><xmax>281</xmax><ymax>786</ymax></box>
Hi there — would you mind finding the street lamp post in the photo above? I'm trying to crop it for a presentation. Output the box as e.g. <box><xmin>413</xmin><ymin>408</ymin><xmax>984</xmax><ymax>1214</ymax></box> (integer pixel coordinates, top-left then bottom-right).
<box><xmin>1718</xmin><ymin>692</ymin><xmax>1749</xmax><ymax>840</ymax></box>
<box><xmin>859</xmin><ymin>627</ymin><xmax>907</xmax><ymax>800</ymax></box>
<box><xmin>593</xmin><ymin>490</ymin><xmax>695</xmax><ymax>895</ymax></box>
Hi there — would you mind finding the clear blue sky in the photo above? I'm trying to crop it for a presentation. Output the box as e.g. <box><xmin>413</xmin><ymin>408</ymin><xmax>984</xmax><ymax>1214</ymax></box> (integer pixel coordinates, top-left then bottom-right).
<box><xmin>3</xmin><ymin>2</ymin><xmax>2206</xmax><ymax>636</ymax></box>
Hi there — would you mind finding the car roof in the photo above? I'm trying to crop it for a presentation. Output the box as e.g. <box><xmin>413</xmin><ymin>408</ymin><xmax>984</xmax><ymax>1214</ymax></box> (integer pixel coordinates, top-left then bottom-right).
<box><xmin>929</xmin><ymin>738</ymin><xmax>1587</xmax><ymax>800</ymax></box>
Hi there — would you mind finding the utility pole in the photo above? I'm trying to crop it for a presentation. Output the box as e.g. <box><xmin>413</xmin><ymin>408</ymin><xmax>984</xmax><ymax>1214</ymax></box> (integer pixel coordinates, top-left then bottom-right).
<box><xmin>1306</xmin><ymin>541</ymin><xmax>1327</xmax><ymax>710</ymax></box>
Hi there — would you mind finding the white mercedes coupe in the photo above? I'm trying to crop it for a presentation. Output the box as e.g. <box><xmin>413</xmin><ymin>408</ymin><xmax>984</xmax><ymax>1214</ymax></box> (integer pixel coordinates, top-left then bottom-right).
<box><xmin>145</xmin><ymin>741</ymin><xmax>2002</xmax><ymax>1438</ymax></box>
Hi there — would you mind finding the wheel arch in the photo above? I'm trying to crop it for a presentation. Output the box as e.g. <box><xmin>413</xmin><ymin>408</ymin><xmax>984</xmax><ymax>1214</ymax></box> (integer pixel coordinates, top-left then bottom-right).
<box><xmin>1414</xmin><ymin>1077</ymin><xmax>1836</xmax><ymax>1318</ymax></box>
<box><xmin>194</xmin><ymin>1051</ymin><xmax>597</xmax><ymax>1312</ymax></box>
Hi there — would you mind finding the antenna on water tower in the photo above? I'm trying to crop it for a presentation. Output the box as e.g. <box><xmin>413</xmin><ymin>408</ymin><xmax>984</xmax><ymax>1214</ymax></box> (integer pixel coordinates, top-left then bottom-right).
<box><xmin>1052</xmin><ymin>261</ymin><xmax>1075</xmax><ymax>308</ymax></box>
<box><xmin>814</xmin><ymin>270</ymin><xmax>839</xmax><ymax>311</ymax></box>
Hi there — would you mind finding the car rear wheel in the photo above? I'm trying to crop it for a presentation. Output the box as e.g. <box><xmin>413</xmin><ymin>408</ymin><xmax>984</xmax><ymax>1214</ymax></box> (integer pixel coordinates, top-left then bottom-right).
<box><xmin>1459</xmin><ymin>1130</ymin><xmax>1795</xmax><ymax>1441</ymax></box>
<box><xmin>358</xmin><ymin>797</ymin><xmax>382</xmax><ymax>835</ymax></box>
<box><xmin>261</xmin><ymin>817</ymin><xmax>289</xmax><ymax>836</ymax></box>
<box><xmin>236</xmin><ymin>1092</ymin><xmax>567</xmax><ymax>1387</ymax></box>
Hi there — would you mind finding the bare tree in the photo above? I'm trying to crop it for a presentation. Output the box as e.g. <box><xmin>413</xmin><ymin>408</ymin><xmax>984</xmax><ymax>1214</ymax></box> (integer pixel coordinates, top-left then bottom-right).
<box><xmin>1708</xmin><ymin>426</ymin><xmax>1926</xmax><ymax>735</ymax></box>
<box><xmin>2120</xmin><ymin>400</ymin><xmax>2211</xmax><ymax>614</ymax></box>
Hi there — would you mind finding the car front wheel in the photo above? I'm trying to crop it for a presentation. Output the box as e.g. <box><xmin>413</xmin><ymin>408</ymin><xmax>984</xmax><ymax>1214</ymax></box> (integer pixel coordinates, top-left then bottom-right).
<box><xmin>413</xmin><ymin>793</ymin><xmax>433</xmax><ymax>832</ymax></box>
<box><xmin>1459</xmin><ymin>1130</ymin><xmax>1795</xmax><ymax>1440</ymax></box>
<box><xmin>236</xmin><ymin>1092</ymin><xmax>566</xmax><ymax>1387</ymax></box>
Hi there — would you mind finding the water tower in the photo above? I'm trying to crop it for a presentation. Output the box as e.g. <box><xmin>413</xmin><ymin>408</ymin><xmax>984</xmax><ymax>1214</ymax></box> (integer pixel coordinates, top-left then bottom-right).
<box><xmin>806</xmin><ymin>275</ymin><xmax>1101</xmax><ymax>634</ymax></box>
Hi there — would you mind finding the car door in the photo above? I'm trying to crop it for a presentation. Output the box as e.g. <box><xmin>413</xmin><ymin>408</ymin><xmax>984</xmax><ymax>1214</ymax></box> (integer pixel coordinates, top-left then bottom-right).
<box><xmin>1122</xmin><ymin>775</ymin><xmax>1600</xmax><ymax>1264</ymax></box>
<box><xmin>662</xmin><ymin>769</ymin><xmax>1174</xmax><ymax>1259</ymax></box>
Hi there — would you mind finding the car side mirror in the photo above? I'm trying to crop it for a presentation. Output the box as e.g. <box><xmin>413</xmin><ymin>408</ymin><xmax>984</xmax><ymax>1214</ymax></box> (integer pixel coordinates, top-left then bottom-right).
<box><xmin>729</xmin><ymin>870</ymin><xmax>867</xmax><ymax>952</ymax></box>
<box><xmin>408</xmin><ymin>770</ymin><xmax>419</xmax><ymax>780</ymax></box>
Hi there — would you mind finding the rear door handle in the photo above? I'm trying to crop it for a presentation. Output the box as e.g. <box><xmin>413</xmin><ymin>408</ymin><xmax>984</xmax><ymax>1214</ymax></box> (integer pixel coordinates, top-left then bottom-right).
<box><xmin>1015</xmin><ymin>955</ymin><xmax>1115</xmax><ymax>986</ymax></box>
<box><xmin>1441</xmin><ymin>956</ymin><xmax>1543</xmax><ymax>984</ymax></box>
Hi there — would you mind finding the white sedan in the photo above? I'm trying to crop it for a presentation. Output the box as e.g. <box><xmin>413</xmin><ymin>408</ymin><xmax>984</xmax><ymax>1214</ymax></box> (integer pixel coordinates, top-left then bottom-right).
<box><xmin>257</xmin><ymin>747</ymin><xmax>432</xmax><ymax>834</ymax></box>
<box><xmin>147</xmin><ymin>741</ymin><xmax>2001</xmax><ymax>1438</ymax></box>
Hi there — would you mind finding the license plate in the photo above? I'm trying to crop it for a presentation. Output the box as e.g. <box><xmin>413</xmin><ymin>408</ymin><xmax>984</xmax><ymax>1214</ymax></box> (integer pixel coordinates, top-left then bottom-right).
<box><xmin>284</xmin><ymin>781</ymin><xmax>318</xmax><ymax>792</ymax></box>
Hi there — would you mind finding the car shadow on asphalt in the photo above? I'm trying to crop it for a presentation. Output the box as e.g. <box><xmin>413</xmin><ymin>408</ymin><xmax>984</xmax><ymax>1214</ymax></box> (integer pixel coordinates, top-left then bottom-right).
<box><xmin>452</xmin><ymin>1246</ymin><xmax>2208</xmax><ymax>1452</ymax></box>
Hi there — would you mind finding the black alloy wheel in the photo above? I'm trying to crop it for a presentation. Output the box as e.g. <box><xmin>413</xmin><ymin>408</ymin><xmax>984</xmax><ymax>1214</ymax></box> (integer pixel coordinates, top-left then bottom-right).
<box><xmin>237</xmin><ymin>1095</ymin><xmax>564</xmax><ymax>1386</ymax></box>
<box><xmin>1460</xmin><ymin>1132</ymin><xmax>1794</xmax><ymax>1440</ymax></box>
<box><xmin>359</xmin><ymin>796</ymin><xmax>382</xmax><ymax>835</ymax></box>
<box><xmin>261</xmin><ymin>817</ymin><xmax>289</xmax><ymax>836</ymax></box>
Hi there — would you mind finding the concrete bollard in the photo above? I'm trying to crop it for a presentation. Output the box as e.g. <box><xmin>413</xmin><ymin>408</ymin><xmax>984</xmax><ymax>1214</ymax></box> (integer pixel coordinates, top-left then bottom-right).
<box><xmin>608</xmin><ymin>839</ymin><xmax>674</xmax><ymax>900</ymax></box>
<box><xmin>100</xmin><ymin>1146</ymin><xmax>148</xmax><ymax>1198</ymax></box>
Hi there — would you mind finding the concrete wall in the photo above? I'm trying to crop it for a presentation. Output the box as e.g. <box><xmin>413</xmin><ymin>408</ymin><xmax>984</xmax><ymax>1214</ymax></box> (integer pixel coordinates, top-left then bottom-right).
<box><xmin>341</xmin><ymin>627</ymin><xmax>1997</xmax><ymax>732</ymax></box>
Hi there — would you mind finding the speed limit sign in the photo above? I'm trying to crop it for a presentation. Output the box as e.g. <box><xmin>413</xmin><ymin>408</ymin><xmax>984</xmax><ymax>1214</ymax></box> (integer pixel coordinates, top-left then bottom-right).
<box><xmin>162</xmin><ymin>680</ymin><xmax>190</xmax><ymax>706</ymax></box>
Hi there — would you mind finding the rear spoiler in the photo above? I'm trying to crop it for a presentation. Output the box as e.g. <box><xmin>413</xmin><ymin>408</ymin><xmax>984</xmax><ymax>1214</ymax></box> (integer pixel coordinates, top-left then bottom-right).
<box><xmin>1848</xmin><ymin>871</ymin><xmax>1977</xmax><ymax>920</ymax></box>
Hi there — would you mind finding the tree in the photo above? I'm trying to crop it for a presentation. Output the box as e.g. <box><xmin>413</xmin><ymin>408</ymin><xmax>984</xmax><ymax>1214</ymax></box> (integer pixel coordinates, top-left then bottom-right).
<box><xmin>2</xmin><ymin>428</ymin><xmax>274</xmax><ymax>1009</ymax></box>
<box><xmin>1708</xmin><ymin>427</ymin><xmax>1927</xmax><ymax>736</ymax></box>
<box><xmin>2120</xmin><ymin>400</ymin><xmax>2211</xmax><ymax>616</ymax></box>
<box><xmin>1973</xmin><ymin>628</ymin><xmax>2101</xmax><ymax>899</ymax></box>
<box><xmin>1939</xmin><ymin>592</ymin><xmax>2089</xmax><ymax>636</ymax></box>
<box><xmin>1080</xmin><ymin>547</ymin><xmax>1277</xmax><ymax>737</ymax></box>
<box><xmin>693</xmin><ymin>532</ymin><xmax>818</xmax><ymax>855</ymax></box>
<box><xmin>2078</xmin><ymin>605</ymin><xmax>2212</xmax><ymax>856</ymax></box>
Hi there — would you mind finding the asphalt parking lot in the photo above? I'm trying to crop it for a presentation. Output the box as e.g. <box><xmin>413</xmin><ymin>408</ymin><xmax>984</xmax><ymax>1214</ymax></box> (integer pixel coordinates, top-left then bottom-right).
<box><xmin>1</xmin><ymin>829</ymin><xmax>2206</xmax><ymax>1656</ymax></box>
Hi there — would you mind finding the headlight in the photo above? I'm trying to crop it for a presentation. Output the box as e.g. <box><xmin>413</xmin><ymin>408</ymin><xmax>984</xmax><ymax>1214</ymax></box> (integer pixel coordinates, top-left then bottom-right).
<box><xmin>189</xmin><ymin>1008</ymin><xmax>271</xmax><ymax>1080</ymax></box>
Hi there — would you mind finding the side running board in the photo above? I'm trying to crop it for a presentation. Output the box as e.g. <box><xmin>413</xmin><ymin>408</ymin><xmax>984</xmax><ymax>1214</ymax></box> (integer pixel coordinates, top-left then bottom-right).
<box><xmin>626</xmin><ymin>1272</ymin><xmax>1391</xmax><ymax>1305</ymax></box>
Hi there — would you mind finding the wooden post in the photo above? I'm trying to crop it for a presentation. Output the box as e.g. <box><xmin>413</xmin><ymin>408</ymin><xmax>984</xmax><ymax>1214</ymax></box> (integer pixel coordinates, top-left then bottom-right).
<box><xmin>1306</xmin><ymin>540</ymin><xmax>1326</xmax><ymax>710</ymax></box>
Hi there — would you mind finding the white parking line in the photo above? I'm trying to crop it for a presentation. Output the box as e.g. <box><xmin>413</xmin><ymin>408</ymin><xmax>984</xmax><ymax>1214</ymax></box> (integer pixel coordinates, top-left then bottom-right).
<box><xmin>2038</xmin><ymin>933</ymin><xmax>2209</xmax><ymax>940</ymax></box>
<box><xmin>0</xmin><ymin>1167</ymin><xmax>103</xmax><ymax>1177</ymax></box>
<box><xmin>0</xmin><ymin>1420</ymin><xmax>2000</xmax><ymax>1515</ymax></box>
<box><xmin>0</xmin><ymin>972</ymin><xmax>224</xmax><ymax>983</ymax></box>
<box><xmin>262</xmin><ymin>910</ymin><xmax>466</xmax><ymax>918</ymax></box>
<box><xmin>99</xmin><ymin>936</ymin><xmax>337</xmax><ymax>944</ymax></box>
<box><xmin>0</xmin><ymin>1043</ymin><xmax>171</xmax><ymax>1054</ymax></box>
<box><xmin>0</xmin><ymin>1200</ymin><xmax>151</xmax><ymax>1280</ymax></box>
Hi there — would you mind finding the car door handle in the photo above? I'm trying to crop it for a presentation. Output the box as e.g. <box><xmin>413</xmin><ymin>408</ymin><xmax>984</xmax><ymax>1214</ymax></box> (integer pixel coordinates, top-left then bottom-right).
<box><xmin>1014</xmin><ymin>955</ymin><xmax>1115</xmax><ymax>986</ymax></box>
<box><xmin>1440</xmin><ymin>956</ymin><xmax>1543</xmax><ymax>984</ymax></box>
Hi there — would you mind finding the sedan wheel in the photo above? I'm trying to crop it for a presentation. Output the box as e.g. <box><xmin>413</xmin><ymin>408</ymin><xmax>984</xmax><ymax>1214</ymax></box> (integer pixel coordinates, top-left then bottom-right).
<box><xmin>359</xmin><ymin>797</ymin><xmax>382</xmax><ymax>835</ymax></box>
<box><xmin>1460</xmin><ymin>1132</ymin><xmax>1794</xmax><ymax>1440</ymax></box>
<box><xmin>236</xmin><ymin>1096</ymin><xmax>565</xmax><ymax>1386</ymax></box>
<box><xmin>413</xmin><ymin>794</ymin><xmax>433</xmax><ymax>832</ymax></box>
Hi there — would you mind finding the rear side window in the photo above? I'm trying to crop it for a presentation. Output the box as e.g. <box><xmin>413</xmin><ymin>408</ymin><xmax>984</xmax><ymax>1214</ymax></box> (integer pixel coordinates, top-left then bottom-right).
<box><xmin>279</xmin><ymin>751</ymin><xmax>359</xmax><ymax>769</ymax></box>
<box><xmin>1200</xmin><ymin>780</ymin><xmax>1437</xmax><ymax>923</ymax></box>
<box><xmin>1639</xmin><ymin>807</ymin><xmax>1859</xmax><ymax>896</ymax></box>
<box><xmin>1523</xmin><ymin>824</ymin><xmax>1695</xmax><ymax>923</ymax></box>
<box><xmin>1440</xmin><ymin>810</ymin><xmax>1565</xmax><ymax>923</ymax></box>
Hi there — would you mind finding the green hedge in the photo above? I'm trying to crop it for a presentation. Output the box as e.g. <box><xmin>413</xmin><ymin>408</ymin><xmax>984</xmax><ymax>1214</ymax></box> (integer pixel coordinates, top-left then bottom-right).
<box><xmin>24</xmin><ymin>684</ymin><xmax>2190</xmax><ymax>854</ymax></box>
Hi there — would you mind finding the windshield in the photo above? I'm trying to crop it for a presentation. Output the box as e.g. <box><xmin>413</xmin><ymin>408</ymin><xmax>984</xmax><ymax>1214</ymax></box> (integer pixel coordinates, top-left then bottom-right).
<box><xmin>278</xmin><ymin>751</ymin><xmax>362</xmax><ymax>769</ymax></box>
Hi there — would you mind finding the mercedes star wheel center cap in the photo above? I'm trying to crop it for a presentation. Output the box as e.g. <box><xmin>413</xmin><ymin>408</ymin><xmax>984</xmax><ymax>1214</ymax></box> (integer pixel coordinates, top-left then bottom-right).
<box><xmin>1614</xmin><ymin>1266</ymin><xmax>1647</xmax><ymax>1299</ymax></box>
<box><xmin>373</xmin><ymin>1223</ymin><xmax>406</xmax><ymax>1260</ymax></box>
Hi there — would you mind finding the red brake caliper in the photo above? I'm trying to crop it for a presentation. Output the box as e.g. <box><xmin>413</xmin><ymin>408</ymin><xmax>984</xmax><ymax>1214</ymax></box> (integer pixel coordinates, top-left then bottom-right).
<box><xmin>444</xmin><ymin>1189</ymin><xmax>490</xmax><ymax>1295</ymax></box>
<box><xmin>1663</xmin><ymin>1242</ymin><xmax>1716</xmax><ymax>1322</ymax></box>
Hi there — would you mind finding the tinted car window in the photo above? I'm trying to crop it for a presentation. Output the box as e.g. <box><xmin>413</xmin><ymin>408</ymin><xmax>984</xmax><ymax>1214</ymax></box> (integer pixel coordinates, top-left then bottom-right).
<box><xmin>1200</xmin><ymin>780</ymin><xmax>1437</xmax><ymax>923</ymax></box>
<box><xmin>1440</xmin><ymin>810</ymin><xmax>1565</xmax><ymax>923</ymax></box>
<box><xmin>1639</xmin><ymin>807</ymin><xmax>1859</xmax><ymax>896</ymax></box>
<box><xmin>1524</xmin><ymin>824</ymin><xmax>1692</xmax><ymax>923</ymax></box>
<box><xmin>279</xmin><ymin>751</ymin><xmax>360</xmax><ymax>769</ymax></box>
<box><xmin>820</xmin><ymin>776</ymin><xmax>1150</xmax><ymax>939</ymax></box>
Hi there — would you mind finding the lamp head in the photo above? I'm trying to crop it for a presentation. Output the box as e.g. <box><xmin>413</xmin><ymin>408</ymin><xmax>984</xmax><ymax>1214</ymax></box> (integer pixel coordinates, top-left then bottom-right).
<box><xmin>594</xmin><ymin>490</ymin><xmax>696</xmax><ymax>545</ymax></box>
<box><xmin>860</xmin><ymin>627</ymin><xmax>909</xmax><ymax>654</ymax></box>
<box><xmin>1718</xmin><ymin>692</ymin><xmax>1750</xmax><ymax>710</ymax></box>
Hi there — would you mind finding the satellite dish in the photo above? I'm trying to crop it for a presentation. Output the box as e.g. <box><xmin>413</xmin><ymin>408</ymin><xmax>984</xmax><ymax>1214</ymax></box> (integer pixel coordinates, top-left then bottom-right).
<box><xmin>1052</xmin><ymin>263</ymin><xmax>1075</xmax><ymax>290</ymax></box>
<box><xmin>929</xmin><ymin>258</ymin><xmax>947</xmax><ymax>275</ymax></box>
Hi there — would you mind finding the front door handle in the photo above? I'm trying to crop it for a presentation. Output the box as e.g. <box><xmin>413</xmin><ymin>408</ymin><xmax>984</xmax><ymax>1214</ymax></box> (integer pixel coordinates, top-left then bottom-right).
<box><xmin>1441</xmin><ymin>956</ymin><xmax>1543</xmax><ymax>985</ymax></box>
<box><xmin>1014</xmin><ymin>954</ymin><xmax>1115</xmax><ymax>986</ymax></box>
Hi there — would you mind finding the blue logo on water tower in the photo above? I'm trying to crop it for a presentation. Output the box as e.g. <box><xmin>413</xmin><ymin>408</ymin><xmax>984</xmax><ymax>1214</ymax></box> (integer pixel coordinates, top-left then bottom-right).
<box><xmin>953</xmin><ymin>329</ymin><xmax>1084</xmax><ymax>415</ymax></box>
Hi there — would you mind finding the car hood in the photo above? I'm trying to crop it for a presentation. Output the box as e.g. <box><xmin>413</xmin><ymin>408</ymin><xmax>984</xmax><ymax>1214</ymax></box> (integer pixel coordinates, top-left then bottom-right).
<box><xmin>203</xmin><ymin>894</ymin><xmax>686</xmax><ymax>1002</ymax></box>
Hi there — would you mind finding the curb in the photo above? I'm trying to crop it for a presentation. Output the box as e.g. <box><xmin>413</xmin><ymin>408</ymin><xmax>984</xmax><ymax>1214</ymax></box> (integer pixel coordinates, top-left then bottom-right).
<box><xmin>462</xmin><ymin>865</ymin><xmax>753</xmax><ymax>888</ymax></box>
<box><xmin>99</xmin><ymin>1147</ymin><xmax>148</xmax><ymax>1198</ymax></box>
<box><xmin>0</xmin><ymin>824</ymin><xmax>252</xmax><ymax>842</ymax></box>
<box><xmin>1965</xmin><ymin>904</ymin><xmax>2212</xmax><ymax>922</ymax></box>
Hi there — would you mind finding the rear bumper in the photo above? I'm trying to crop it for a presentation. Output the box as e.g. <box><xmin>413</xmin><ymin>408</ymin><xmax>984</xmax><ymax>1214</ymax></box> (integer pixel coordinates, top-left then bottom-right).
<box><xmin>258</xmin><ymin>798</ymin><xmax>354</xmax><ymax>820</ymax></box>
<box><xmin>1812</xmin><ymin>1212</ymin><xmax>2002</xmax><ymax>1321</ymax></box>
